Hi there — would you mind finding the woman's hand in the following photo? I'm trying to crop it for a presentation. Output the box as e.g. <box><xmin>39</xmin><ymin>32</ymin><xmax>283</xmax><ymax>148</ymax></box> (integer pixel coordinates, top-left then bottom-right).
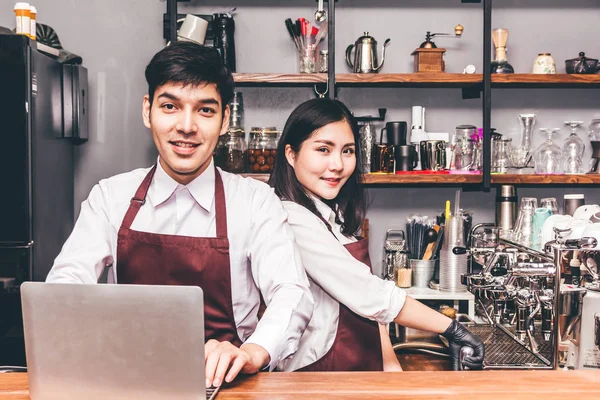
<box><xmin>441</xmin><ymin>320</ymin><xmax>485</xmax><ymax>370</ymax></box>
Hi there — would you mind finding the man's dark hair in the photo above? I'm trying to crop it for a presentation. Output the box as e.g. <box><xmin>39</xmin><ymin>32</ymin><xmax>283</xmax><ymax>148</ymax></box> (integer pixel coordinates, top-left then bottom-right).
<box><xmin>144</xmin><ymin>41</ymin><xmax>234</xmax><ymax>112</ymax></box>
<box><xmin>268</xmin><ymin>98</ymin><xmax>367</xmax><ymax>236</ymax></box>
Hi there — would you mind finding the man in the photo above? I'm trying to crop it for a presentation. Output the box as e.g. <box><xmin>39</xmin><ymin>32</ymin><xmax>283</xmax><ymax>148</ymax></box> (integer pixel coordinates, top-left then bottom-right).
<box><xmin>46</xmin><ymin>41</ymin><xmax>314</xmax><ymax>387</ymax></box>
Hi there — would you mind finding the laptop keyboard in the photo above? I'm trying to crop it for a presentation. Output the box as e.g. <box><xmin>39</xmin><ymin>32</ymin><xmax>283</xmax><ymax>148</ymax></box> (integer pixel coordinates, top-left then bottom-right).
<box><xmin>207</xmin><ymin>385</ymin><xmax>220</xmax><ymax>400</ymax></box>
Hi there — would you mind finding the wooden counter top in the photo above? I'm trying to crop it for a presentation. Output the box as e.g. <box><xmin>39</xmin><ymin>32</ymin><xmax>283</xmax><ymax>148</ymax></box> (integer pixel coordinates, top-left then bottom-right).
<box><xmin>1</xmin><ymin>370</ymin><xmax>599</xmax><ymax>399</ymax></box>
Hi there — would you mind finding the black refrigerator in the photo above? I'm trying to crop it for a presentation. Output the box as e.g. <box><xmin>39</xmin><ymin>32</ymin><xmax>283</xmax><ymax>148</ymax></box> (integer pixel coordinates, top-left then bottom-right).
<box><xmin>0</xmin><ymin>34</ymin><xmax>88</xmax><ymax>366</ymax></box>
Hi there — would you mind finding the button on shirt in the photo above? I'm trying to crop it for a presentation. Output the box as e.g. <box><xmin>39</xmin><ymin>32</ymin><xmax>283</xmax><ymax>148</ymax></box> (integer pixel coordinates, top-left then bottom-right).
<box><xmin>46</xmin><ymin>159</ymin><xmax>314</xmax><ymax>369</ymax></box>
<box><xmin>276</xmin><ymin>197</ymin><xmax>407</xmax><ymax>371</ymax></box>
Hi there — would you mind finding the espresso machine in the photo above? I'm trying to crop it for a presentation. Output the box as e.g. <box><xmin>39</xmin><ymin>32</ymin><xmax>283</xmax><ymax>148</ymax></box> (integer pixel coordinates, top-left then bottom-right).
<box><xmin>461</xmin><ymin>225</ymin><xmax>600</xmax><ymax>369</ymax></box>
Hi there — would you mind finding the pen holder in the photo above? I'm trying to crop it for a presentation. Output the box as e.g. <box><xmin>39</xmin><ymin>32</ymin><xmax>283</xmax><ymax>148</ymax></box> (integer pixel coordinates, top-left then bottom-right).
<box><xmin>299</xmin><ymin>43</ymin><xmax>318</xmax><ymax>73</ymax></box>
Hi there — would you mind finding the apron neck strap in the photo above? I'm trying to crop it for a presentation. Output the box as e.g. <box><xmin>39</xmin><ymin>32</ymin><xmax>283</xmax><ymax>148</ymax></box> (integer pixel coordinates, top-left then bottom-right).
<box><xmin>122</xmin><ymin>165</ymin><xmax>228</xmax><ymax>238</ymax></box>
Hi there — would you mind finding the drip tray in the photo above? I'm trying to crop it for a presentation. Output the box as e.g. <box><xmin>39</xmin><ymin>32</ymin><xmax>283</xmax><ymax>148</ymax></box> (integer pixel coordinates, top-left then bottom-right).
<box><xmin>466</xmin><ymin>324</ymin><xmax>554</xmax><ymax>369</ymax></box>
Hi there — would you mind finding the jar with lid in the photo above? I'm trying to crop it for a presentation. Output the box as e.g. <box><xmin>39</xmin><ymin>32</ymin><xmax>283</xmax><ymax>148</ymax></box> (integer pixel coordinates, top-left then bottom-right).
<box><xmin>248</xmin><ymin>127</ymin><xmax>280</xmax><ymax>173</ymax></box>
<box><xmin>222</xmin><ymin>128</ymin><xmax>247</xmax><ymax>173</ymax></box>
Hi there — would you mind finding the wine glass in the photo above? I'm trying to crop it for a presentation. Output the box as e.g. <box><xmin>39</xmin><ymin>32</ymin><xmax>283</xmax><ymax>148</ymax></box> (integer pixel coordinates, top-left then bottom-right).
<box><xmin>534</xmin><ymin>128</ymin><xmax>562</xmax><ymax>174</ymax></box>
<box><xmin>563</xmin><ymin>121</ymin><xmax>585</xmax><ymax>174</ymax></box>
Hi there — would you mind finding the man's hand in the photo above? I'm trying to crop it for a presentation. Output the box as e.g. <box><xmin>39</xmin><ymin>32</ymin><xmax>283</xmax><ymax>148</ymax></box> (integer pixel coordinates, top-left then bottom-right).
<box><xmin>204</xmin><ymin>340</ymin><xmax>270</xmax><ymax>387</ymax></box>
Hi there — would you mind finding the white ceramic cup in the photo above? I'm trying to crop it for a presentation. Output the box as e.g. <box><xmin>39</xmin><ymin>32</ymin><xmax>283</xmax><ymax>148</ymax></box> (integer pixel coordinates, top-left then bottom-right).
<box><xmin>573</xmin><ymin>204</ymin><xmax>600</xmax><ymax>221</ymax></box>
<box><xmin>567</xmin><ymin>218</ymin><xmax>592</xmax><ymax>239</ymax></box>
<box><xmin>540</xmin><ymin>214</ymin><xmax>573</xmax><ymax>245</ymax></box>
<box><xmin>177</xmin><ymin>14</ymin><xmax>209</xmax><ymax>45</ymax></box>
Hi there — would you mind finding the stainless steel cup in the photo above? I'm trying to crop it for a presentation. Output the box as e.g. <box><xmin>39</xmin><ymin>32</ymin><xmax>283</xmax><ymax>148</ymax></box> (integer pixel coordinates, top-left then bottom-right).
<box><xmin>419</xmin><ymin>140</ymin><xmax>446</xmax><ymax>171</ymax></box>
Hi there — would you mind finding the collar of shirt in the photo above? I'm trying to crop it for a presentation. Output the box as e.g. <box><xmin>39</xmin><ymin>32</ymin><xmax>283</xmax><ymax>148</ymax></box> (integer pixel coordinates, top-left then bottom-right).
<box><xmin>148</xmin><ymin>157</ymin><xmax>215</xmax><ymax>212</ymax></box>
<box><xmin>310</xmin><ymin>194</ymin><xmax>337</xmax><ymax>227</ymax></box>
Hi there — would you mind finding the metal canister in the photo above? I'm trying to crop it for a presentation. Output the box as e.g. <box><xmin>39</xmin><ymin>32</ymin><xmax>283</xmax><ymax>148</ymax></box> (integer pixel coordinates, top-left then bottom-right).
<box><xmin>495</xmin><ymin>185</ymin><xmax>518</xmax><ymax>232</ymax></box>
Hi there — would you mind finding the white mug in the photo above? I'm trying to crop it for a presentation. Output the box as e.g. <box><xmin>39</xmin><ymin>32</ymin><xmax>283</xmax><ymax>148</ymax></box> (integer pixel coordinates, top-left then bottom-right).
<box><xmin>573</xmin><ymin>204</ymin><xmax>600</xmax><ymax>221</ymax></box>
<box><xmin>177</xmin><ymin>14</ymin><xmax>209</xmax><ymax>45</ymax></box>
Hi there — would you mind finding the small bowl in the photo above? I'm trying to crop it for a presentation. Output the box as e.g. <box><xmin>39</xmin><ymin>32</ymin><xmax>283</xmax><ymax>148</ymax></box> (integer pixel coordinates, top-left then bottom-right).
<box><xmin>565</xmin><ymin>52</ymin><xmax>598</xmax><ymax>74</ymax></box>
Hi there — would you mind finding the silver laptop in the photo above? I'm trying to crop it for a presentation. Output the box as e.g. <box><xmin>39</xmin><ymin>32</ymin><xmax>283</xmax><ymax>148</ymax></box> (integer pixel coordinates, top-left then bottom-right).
<box><xmin>21</xmin><ymin>282</ymin><xmax>219</xmax><ymax>400</ymax></box>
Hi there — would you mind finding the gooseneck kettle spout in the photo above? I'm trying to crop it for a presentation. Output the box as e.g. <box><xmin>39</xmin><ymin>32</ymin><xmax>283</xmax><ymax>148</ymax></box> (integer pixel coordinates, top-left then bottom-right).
<box><xmin>373</xmin><ymin>38</ymin><xmax>391</xmax><ymax>72</ymax></box>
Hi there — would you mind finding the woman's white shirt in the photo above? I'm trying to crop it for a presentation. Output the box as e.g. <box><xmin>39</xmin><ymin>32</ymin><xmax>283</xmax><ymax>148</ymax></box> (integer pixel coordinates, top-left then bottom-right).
<box><xmin>277</xmin><ymin>197</ymin><xmax>407</xmax><ymax>371</ymax></box>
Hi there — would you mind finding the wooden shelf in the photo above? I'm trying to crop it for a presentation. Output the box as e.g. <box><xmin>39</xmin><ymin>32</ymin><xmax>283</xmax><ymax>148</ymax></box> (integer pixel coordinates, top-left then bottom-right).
<box><xmin>232</xmin><ymin>73</ymin><xmax>483</xmax><ymax>88</ymax></box>
<box><xmin>491</xmin><ymin>74</ymin><xmax>600</xmax><ymax>88</ymax></box>
<box><xmin>491</xmin><ymin>174</ymin><xmax>600</xmax><ymax>185</ymax></box>
<box><xmin>232</xmin><ymin>73</ymin><xmax>326</xmax><ymax>86</ymax></box>
<box><xmin>240</xmin><ymin>173</ymin><xmax>482</xmax><ymax>185</ymax></box>
<box><xmin>362</xmin><ymin>173</ymin><xmax>482</xmax><ymax>185</ymax></box>
<box><xmin>336</xmin><ymin>73</ymin><xmax>483</xmax><ymax>88</ymax></box>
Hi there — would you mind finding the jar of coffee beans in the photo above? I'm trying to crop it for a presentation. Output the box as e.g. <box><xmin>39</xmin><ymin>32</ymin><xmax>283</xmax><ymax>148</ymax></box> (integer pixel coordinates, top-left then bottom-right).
<box><xmin>248</xmin><ymin>127</ymin><xmax>280</xmax><ymax>173</ymax></box>
<box><xmin>222</xmin><ymin>128</ymin><xmax>247</xmax><ymax>173</ymax></box>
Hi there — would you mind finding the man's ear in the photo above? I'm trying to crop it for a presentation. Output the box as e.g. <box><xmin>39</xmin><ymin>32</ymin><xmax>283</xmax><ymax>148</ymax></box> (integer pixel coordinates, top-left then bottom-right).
<box><xmin>142</xmin><ymin>95</ymin><xmax>152</xmax><ymax>129</ymax></box>
<box><xmin>284</xmin><ymin>144</ymin><xmax>296</xmax><ymax>169</ymax></box>
<box><xmin>220</xmin><ymin>105</ymin><xmax>230</xmax><ymax>136</ymax></box>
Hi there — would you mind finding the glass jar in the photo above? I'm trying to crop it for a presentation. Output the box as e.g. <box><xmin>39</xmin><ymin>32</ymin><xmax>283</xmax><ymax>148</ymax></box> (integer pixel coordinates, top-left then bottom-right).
<box><xmin>492</xmin><ymin>138</ymin><xmax>512</xmax><ymax>173</ymax></box>
<box><xmin>222</xmin><ymin>128</ymin><xmax>247</xmax><ymax>173</ymax></box>
<box><xmin>248</xmin><ymin>127</ymin><xmax>280</xmax><ymax>173</ymax></box>
<box><xmin>213</xmin><ymin>134</ymin><xmax>228</xmax><ymax>169</ymax></box>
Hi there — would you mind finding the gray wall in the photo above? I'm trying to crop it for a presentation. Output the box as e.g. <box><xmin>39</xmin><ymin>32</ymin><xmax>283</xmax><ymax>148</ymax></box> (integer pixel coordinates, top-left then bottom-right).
<box><xmin>2</xmin><ymin>0</ymin><xmax>599</xmax><ymax>276</ymax></box>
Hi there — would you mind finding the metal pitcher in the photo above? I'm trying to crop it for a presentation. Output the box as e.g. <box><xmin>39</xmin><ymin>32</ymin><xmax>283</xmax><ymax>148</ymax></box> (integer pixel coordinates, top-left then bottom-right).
<box><xmin>345</xmin><ymin>32</ymin><xmax>391</xmax><ymax>73</ymax></box>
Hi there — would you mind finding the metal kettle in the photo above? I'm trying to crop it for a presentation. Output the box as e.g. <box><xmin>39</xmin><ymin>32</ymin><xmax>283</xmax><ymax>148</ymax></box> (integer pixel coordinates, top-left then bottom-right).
<box><xmin>345</xmin><ymin>32</ymin><xmax>391</xmax><ymax>73</ymax></box>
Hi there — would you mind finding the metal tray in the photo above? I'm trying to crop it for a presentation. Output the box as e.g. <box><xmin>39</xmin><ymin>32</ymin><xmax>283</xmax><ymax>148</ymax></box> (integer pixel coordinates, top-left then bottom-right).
<box><xmin>466</xmin><ymin>323</ymin><xmax>554</xmax><ymax>369</ymax></box>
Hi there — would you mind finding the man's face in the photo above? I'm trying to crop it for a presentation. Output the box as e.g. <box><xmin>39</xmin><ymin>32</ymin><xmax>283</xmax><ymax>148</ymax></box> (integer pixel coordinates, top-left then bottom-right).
<box><xmin>143</xmin><ymin>82</ymin><xmax>230</xmax><ymax>184</ymax></box>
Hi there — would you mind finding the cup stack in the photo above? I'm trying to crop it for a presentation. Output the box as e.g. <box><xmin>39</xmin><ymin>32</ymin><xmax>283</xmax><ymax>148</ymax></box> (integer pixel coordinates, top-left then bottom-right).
<box><xmin>439</xmin><ymin>214</ymin><xmax>468</xmax><ymax>292</ymax></box>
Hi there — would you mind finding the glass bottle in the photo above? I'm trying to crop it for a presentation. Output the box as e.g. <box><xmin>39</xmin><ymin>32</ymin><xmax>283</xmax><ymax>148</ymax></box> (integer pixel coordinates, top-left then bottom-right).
<box><xmin>248</xmin><ymin>127</ymin><xmax>280</xmax><ymax>173</ymax></box>
<box><xmin>534</xmin><ymin>128</ymin><xmax>562</xmax><ymax>174</ymax></box>
<box><xmin>318</xmin><ymin>49</ymin><xmax>329</xmax><ymax>73</ymax></box>
<box><xmin>491</xmin><ymin>28</ymin><xmax>514</xmax><ymax>74</ymax></box>
<box><xmin>589</xmin><ymin>119</ymin><xmax>600</xmax><ymax>173</ymax></box>
<box><xmin>512</xmin><ymin>197</ymin><xmax>538</xmax><ymax>246</ymax></box>
<box><xmin>492</xmin><ymin>137</ymin><xmax>512</xmax><ymax>173</ymax></box>
<box><xmin>563</xmin><ymin>121</ymin><xmax>585</xmax><ymax>174</ymax></box>
<box><xmin>229</xmin><ymin>92</ymin><xmax>244</xmax><ymax>130</ymax></box>
<box><xmin>510</xmin><ymin>114</ymin><xmax>536</xmax><ymax>169</ymax></box>
<box><xmin>222</xmin><ymin>128</ymin><xmax>247</xmax><ymax>173</ymax></box>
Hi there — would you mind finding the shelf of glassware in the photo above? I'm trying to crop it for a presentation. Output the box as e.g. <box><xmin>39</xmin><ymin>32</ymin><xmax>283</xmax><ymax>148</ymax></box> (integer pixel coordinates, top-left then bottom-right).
<box><xmin>491</xmin><ymin>74</ymin><xmax>600</xmax><ymax>88</ymax></box>
<box><xmin>491</xmin><ymin>174</ymin><xmax>600</xmax><ymax>185</ymax></box>
<box><xmin>240</xmin><ymin>173</ymin><xmax>483</xmax><ymax>185</ymax></box>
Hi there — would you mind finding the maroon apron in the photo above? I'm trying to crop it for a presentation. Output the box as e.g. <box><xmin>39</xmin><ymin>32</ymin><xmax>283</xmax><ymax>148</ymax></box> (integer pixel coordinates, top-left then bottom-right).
<box><xmin>116</xmin><ymin>165</ymin><xmax>242</xmax><ymax>347</ymax></box>
<box><xmin>299</xmin><ymin>215</ymin><xmax>383</xmax><ymax>371</ymax></box>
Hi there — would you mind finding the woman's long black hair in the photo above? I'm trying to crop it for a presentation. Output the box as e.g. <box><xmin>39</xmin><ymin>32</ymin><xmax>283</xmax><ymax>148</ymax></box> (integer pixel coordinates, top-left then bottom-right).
<box><xmin>268</xmin><ymin>98</ymin><xmax>367</xmax><ymax>236</ymax></box>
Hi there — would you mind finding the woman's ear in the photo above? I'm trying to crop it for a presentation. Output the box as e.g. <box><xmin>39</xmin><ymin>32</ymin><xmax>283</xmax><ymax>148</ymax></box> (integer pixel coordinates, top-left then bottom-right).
<box><xmin>284</xmin><ymin>144</ymin><xmax>296</xmax><ymax>168</ymax></box>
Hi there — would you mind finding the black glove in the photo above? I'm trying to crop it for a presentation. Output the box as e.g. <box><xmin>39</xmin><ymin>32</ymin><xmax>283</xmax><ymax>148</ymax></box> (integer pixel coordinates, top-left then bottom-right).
<box><xmin>442</xmin><ymin>320</ymin><xmax>485</xmax><ymax>371</ymax></box>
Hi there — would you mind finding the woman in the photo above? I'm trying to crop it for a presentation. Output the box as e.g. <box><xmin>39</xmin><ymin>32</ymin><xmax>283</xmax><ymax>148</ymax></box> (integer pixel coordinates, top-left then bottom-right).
<box><xmin>269</xmin><ymin>98</ymin><xmax>484</xmax><ymax>372</ymax></box>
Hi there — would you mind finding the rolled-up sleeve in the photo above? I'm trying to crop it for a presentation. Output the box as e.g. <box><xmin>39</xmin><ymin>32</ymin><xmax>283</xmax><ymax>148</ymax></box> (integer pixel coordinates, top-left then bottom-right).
<box><xmin>242</xmin><ymin>190</ymin><xmax>314</xmax><ymax>370</ymax></box>
<box><xmin>46</xmin><ymin>183</ymin><xmax>116</xmax><ymax>284</ymax></box>
<box><xmin>284</xmin><ymin>202</ymin><xmax>406</xmax><ymax>324</ymax></box>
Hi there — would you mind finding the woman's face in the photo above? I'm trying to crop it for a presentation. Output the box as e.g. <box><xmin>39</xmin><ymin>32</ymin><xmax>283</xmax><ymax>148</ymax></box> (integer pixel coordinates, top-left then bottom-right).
<box><xmin>285</xmin><ymin>120</ymin><xmax>356</xmax><ymax>200</ymax></box>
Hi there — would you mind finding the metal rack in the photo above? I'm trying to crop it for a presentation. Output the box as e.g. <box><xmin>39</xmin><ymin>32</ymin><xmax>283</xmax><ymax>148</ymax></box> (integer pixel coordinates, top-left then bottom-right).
<box><xmin>164</xmin><ymin>1</ymin><xmax>599</xmax><ymax>190</ymax></box>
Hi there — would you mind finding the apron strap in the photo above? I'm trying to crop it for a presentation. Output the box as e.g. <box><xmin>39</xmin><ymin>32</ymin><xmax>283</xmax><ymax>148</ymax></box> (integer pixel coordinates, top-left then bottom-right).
<box><xmin>121</xmin><ymin>165</ymin><xmax>157</xmax><ymax>229</ymax></box>
<box><xmin>214</xmin><ymin>167</ymin><xmax>228</xmax><ymax>238</ymax></box>
<box><xmin>315</xmin><ymin>209</ymin><xmax>338</xmax><ymax>239</ymax></box>
<box><xmin>121</xmin><ymin>164</ymin><xmax>228</xmax><ymax>238</ymax></box>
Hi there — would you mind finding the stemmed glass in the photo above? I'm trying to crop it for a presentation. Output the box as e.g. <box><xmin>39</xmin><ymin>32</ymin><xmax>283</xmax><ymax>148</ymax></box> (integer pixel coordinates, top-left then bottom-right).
<box><xmin>534</xmin><ymin>128</ymin><xmax>562</xmax><ymax>174</ymax></box>
<box><xmin>563</xmin><ymin>121</ymin><xmax>585</xmax><ymax>174</ymax></box>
